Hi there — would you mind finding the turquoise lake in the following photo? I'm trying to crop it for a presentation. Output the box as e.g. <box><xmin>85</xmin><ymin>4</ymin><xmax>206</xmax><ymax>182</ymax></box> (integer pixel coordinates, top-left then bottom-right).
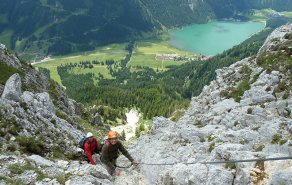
<box><xmin>169</xmin><ymin>21</ymin><xmax>265</xmax><ymax>55</ymax></box>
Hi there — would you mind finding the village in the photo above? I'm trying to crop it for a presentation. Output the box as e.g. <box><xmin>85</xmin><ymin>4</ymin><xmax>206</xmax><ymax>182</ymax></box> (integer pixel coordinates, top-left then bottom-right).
<box><xmin>155</xmin><ymin>53</ymin><xmax>211</xmax><ymax>62</ymax></box>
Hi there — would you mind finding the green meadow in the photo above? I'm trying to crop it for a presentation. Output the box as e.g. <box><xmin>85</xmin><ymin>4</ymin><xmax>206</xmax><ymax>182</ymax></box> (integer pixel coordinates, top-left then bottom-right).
<box><xmin>34</xmin><ymin>43</ymin><xmax>128</xmax><ymax>84</ymax></box>
<box><xmin>128</xmin><ymin>37</ymin><xmax>196</xmax><ymax>71</ymax></box>
<box><xmin>34</xmin><ymin>37</ymin><xmax>195</xmax><ymax>84</ymax></box>
<box><xmin>249</xmin><ymin>9</ymin><xmax>292</xmax><ymax>22</ymax></box>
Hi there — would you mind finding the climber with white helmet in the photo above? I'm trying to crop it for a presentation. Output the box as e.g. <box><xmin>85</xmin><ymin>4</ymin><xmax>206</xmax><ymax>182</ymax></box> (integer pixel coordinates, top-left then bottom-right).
<box><xmin>82</xmin><ymin>132</ymin><xmax>100</xmax><ymax>165</ymax></box>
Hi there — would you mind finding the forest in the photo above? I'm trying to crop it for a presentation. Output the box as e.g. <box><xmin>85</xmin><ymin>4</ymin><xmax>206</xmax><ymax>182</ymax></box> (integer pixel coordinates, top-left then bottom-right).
<box><xmin>51</xmin><ymin>18</ymin><xmax>287</xmax><ymax>120</ymax></box>
<box><xmin>1</xmin><ymin>0</ymin><xmax>292</xmax><ymax>57</ymax></box>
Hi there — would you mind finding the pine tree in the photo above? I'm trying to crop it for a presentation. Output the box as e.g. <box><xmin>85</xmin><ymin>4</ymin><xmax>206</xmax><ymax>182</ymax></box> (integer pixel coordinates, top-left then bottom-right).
<box><xmin>120</xmin><ymin>130</ymin><xmax>126</xmax><ymax>141</ymax></box>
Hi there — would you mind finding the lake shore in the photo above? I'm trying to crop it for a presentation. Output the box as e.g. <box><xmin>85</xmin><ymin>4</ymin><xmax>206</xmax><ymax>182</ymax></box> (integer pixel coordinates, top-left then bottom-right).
<box><xmin>169</xmin><ymin>20</ymin><xmax>266</xmax><ymax>55</ymax></box>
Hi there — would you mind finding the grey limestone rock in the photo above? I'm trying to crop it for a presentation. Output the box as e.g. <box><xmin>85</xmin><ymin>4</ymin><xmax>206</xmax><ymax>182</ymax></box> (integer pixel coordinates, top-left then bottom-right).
<box><xmin>241</xmin><ymin>86</ymin><xmax>275</xmax><ymax>105</ymax></box>
<box><xmin>43</xmin><ymin>167</ymin><xmax>65</xmax><ymax>177</ymax></box>
<box><xmin>0</xmin><ymin>44</ymin><xmax>112</xmax><ymax>184</ymax></box>
<box><xmin>1</xmin><ymin>73</ymin><xmax>22</xmax><ymax>101</ymax></box>
<box><xmin>27</xmin><ymin>155</ymin><xmax>54</xmax><ymax>167</ymax></box>
<box><xmin>150</xmin><ymin>116</ymin><xmax>174</xmax><ymax>134</ymax></box>
<box><xmin>268</xmin><ymin>171</ymin><xmax>292</xmax><ymax>185</ymax></box>
<box><xmin>206</xmin><ymin>166</ymin><xmax>234</xmax><ymax>185</ymax></box>
<box><xmin>211</xmin><ymin>99</ymin><xmax>239</xmax><ymax>114</ymax></box>
<box><xmin>65</xmin><ymin>175</ymin><xmax>113</xmax><ymax>185</ymax></box>
<box><xmin>21</xmin><ymin>91</ymin><xmax>55</xmax><ymax>115</ymax></box>
<box><xmin>16</xmin><ymin>170</ymin><xmax>38</xmax><ymax>184</ymax></box>
<box><xmin>253</xmin><ymin>70</ymin><xmax>281</xmax><ymax>86</ymax></box>
<box><xmin>258</xmin><ymin>23</ymin><xmax>292</xmax><ymax>56</ymax></box>
<box><xmin>166</xmin><ymin>163</ymin><xmax>208</xmax><ymax>185</ymax></box>
<box><xmin>68</xmin><ymin>99</ymin><xmax>77</xmax><ymax>115</ymax></box>
<box><xmin>0</xmin><ymin>44</ymin><xmax>22</xmax><ymax>69</ymax></box>
<box><xmin>36</xmin><ymin>178</ymin><xmax>61</xmax><ymax>185</ymax></box>
<box><xmin>35</xmin><ymin>92</ymin><xmax>55</xmax><ymax>114</ymax></box>
<box><xmin>89</xmin><ymin>112</ymin><xmax>103</xmax><ymax>126</ymax></box>
<box><xmin>0</xmin><ymin>154</ymin><xmax>112</xmax><ymax>184</ymax></box>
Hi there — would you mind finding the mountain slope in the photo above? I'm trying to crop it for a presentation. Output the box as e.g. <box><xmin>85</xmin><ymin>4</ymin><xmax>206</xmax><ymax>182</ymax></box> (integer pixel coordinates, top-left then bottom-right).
<box><xmin>1</xmin><ymin>0</ymin><xmax>292</xmax><ymax>56</ymax></box>
<box><xmin>140</xmin><ymin>0</ymin><xmax>214</xmax><ymax>27</ymax></box>
<box><xmin>205</xmin><ymin>0</ymin><xmax>292</xmax><ymax>18</ymax></box>
<box><xmin>118</xmin><ymin>23</ymin><xmax>292</xmax><ymax>184</ymax></box>
<box><xmin>0</xmin><ymin>44</ymin><xmax>114</xmax><ymax>184</ymax></box>
<box><xmin>0</xmin><ymin>0</ymin><xmax>159</xmax><ymax>56</ymax></box>
<box><xmin>140</xmin><ymin>0</ymin><xmax>292</xmax><ymax>27</ymax></box>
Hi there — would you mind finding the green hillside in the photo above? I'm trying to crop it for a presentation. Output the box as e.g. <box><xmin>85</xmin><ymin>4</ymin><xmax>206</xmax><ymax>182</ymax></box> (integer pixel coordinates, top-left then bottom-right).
<box><xmin>140</xmin><ymin>0</ymin><xmax>292</xmax><ymax>27</ymax></box>
<box><xmin>205</xmin><ymin>0</ymin><xmax>292</xmax><ymax>18</ymax></box>
<box><xmin>139</xmin><ymin>0</ymin><xmax>213</xmax><ymax>27</ymax></box>
<box><xmin>0</xmin><ymin>0</ymin><xmax>159</xmax><ymax>58</ymax></box>
<box><xmin>34</xmin><ymin>22</ymin><xmax>274</xmax><ymax>120</ymax></box>
<box><xmin>1</xmin><ymin>0</ymin><xmax>292</xmax><ymax>57</ymax></box>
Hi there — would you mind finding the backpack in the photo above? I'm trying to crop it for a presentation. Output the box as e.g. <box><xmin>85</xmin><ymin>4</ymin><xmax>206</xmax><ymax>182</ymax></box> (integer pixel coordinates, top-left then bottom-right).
<box><xmin>99</xmin><ymin>143</ymin><xmax>104</xmax><ymax>153</ymax></box>
<box><xmin>98</xmin><ymin>140</ymin><xmax>106</xmax><ymax>153</ymax></box>
<box><xmin>78</xmin><ymin>136</ymin><xmax>88</xmax><ymax>150</ymax></box>
<box><xmin>79</xmin><ymin>137</ymin><xmax>104</xmax><ymax>153</ymax></box>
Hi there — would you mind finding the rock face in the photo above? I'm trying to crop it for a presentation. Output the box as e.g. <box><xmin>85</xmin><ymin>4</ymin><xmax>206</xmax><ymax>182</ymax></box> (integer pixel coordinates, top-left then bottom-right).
<box><xmin>258</xmin><ymin>23</ymin><xmax>292</xmax><ymax>56</ymax></box>
<box><xmin>0</xmin><ymin>78</ymin><xmax>108</xmax><ymax>183</ymax></box>
<box><xmin>0</xmin><ymin>154</ymin><xmax>112</xmax><ymax>185</ymax></box>
<box><xmin>0</xmin><ymin>45</ymin><xmax>111</xmax><ymax>184</ymax></box>
<box><xmin>0</xmin><ymin>80</ymin><xmax>83</xmax><ymax>153</ymax></box>
<box><xmin>117</xmin><ymin>24</ymin><xmax>292</xmax><ymax>185</ymax></box>
<box><xmin>0</xmin><ymin>44</ymin><xmax>22</xmax><ymax>69</ymax></box>
<box><xmin>21</xmin><ymin>91</ymin><xmax>56</xmax><ymax>115</ymax></box>
<box><xmin>1</xmin><ymin>73</ymin><xmax>22</xmax><ymax>102</ymax></box>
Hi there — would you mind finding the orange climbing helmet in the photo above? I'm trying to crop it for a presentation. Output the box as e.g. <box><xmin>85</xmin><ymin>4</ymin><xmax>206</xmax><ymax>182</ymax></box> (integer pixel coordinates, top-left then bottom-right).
<box><xmin>108</xmin><ymin>131</ymin><xmax>117</xmax><ymax>139</ymax></box>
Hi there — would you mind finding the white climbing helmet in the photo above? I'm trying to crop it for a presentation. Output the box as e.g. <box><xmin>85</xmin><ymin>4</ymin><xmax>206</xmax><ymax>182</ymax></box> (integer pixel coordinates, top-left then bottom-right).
<box><xmin>86</xmin><ymin>132</ymin><xmax>93</xmax><ymax>138</ymax></box>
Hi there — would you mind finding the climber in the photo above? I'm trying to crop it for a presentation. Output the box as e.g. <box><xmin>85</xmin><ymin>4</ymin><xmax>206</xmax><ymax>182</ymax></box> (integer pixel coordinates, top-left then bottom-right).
<box><xmin>83</xmin><ymin>132</ymin><xmax>100</xmax><ymax>165</ymax></box>
<box><xmin>100</xmin><ymin>131</ymin><xmax>138</xmax><ymax>175</ymax></box>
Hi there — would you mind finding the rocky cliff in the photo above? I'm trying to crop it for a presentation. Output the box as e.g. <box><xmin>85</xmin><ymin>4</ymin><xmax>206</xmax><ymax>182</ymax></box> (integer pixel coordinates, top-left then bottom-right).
<box><xmin>0</xmin><ymin>45</ymin><xmax>112</xmax><ymax>184</ymax></box>
<box><xmin>118</xmin><ymin>24</ymin><xmax>292</xmax><ymax>185</ymax></box>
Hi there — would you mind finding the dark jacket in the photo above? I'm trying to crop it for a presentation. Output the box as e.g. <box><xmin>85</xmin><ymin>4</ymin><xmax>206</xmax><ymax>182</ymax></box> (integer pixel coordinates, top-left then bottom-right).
<box><xmin>84</xmin><ymin>138</ymin><xmax>99</xmax><ymax>165</ymax></box>
<box><xmin>101</xmin><ymin>140</ymin><xmax>133</xmax><ymax>168</ymax></box>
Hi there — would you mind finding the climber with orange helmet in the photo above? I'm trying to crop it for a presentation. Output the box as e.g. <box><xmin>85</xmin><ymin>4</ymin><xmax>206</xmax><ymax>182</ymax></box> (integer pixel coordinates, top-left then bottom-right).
<box><xmin>100</xmin><ymin>131</ymin><xmax>138</xmax><ymax>175</ymax></box>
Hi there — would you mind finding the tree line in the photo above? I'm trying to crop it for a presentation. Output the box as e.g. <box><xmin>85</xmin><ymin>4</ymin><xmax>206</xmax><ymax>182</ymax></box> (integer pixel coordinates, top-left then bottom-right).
<box><xmin>57</xmin><ymin>18</ymin><xmax>289</xmax><ymax>120</ymax></box>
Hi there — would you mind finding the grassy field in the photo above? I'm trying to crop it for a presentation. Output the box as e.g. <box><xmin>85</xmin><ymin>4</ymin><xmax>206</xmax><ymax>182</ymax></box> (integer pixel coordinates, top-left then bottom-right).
<box><xmin>129</xmin><ymin>36</ymin><xmax>196</xmax><ymax>71</ymax></box>
<box><xmin>128</xmin><ymin>54</ymin><xmax>184</xmax><ymax>72</ymax></box>
<box><xmin>249</xmin><ymin>9</ymin><xmax>292</xmax><ymax>22</ymax></box>
<box><xmin>34</xmin><ymin>35</ymin><xmax>195</xmax><ymax>84</ymax></box>
<box><xmin>134</xmin><ymin>33</ymin><xmax>196</xmax><ymax>57</ymax></box>
<box><xmin>281</xmin><ymin>11</ymin><xmax>292</xmax><ymax>17</ymax></box>
<box><xmin>34</xmin><ymin>43</ymin><xmax>127</xmax><ymax>84</ymax></box>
